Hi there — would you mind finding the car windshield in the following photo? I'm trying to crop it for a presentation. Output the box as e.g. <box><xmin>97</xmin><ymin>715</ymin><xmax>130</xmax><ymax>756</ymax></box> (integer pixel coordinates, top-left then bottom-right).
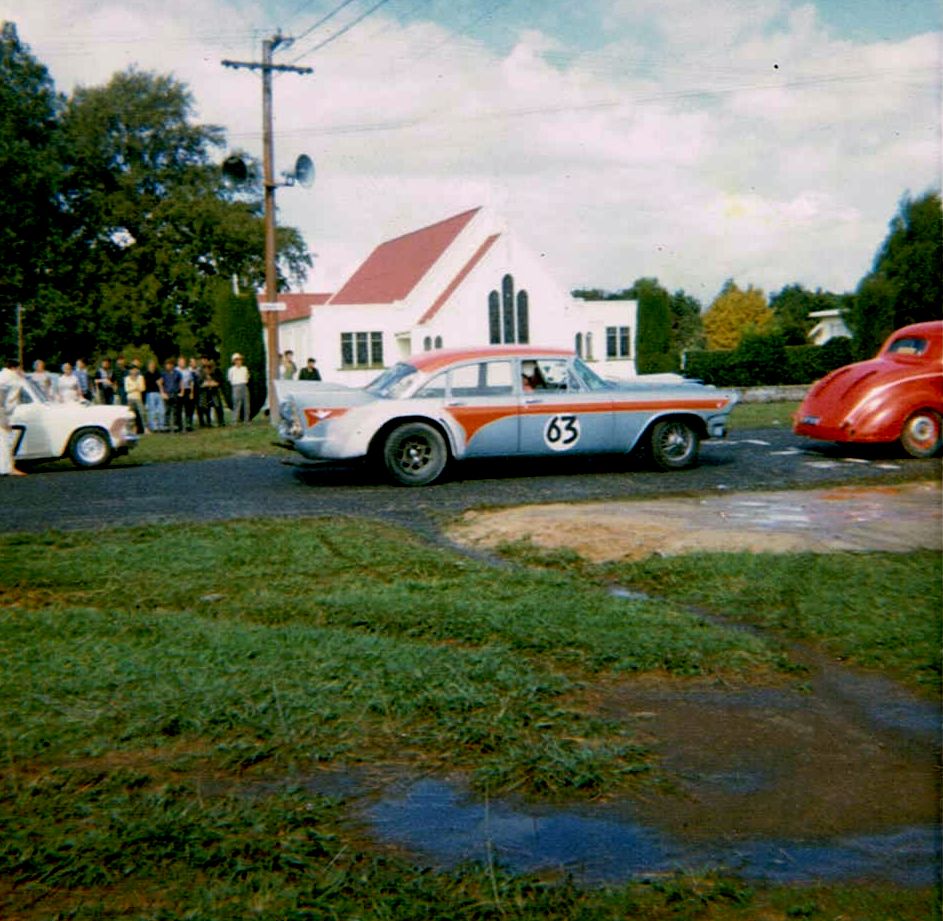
<box><xmin>21</xmin><ymin>375</ymin><xmax>51</xmax><ymax>404</ymax></box>
<box><xmin>365</xmin><ymin>362</ymin><xmax>420</xmax><ymax>399</ymax></box>
<box><xmin>570</xmin><ymin>356</ymin><xmax>610</xmax><ymax>391</ymax></box>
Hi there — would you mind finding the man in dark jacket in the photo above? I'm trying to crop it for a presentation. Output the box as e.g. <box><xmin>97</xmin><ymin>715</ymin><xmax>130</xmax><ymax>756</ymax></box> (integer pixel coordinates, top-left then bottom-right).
<box><xmin>298</xmin><ymin>358</ymin><xmax>322</xmax><ymax>381</ymax></box>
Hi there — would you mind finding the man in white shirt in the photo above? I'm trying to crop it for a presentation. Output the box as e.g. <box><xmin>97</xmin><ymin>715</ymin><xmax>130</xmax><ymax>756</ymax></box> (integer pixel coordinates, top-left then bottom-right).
<box><xmin>227</xmin><ymin>353</ymin><xmax>250</xmax><ymax>423</ymax></box>
<box><xmin>0</xmin><ymin>359</ymin><xmax>27</xmax><ymax>476</ymax></box>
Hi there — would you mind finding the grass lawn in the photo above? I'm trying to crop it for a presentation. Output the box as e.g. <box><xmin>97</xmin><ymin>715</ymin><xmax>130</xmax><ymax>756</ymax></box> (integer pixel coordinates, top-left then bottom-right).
<box><xmin>1</xmin><ymin>519</ymin><xmax>936</xmax><ymax>919</ymax></box>
<box><xmin>728</xmin><ymin>400</ymin><xmax>800</xmax><ymax>430</ymax></box>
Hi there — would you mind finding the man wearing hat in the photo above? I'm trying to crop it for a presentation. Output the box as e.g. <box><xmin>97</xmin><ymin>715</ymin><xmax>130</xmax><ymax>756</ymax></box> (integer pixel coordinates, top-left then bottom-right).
<box><xmin>227</xmin><ymin>353</ymin><xmax>250</xmax><ymax>424</ymax></box>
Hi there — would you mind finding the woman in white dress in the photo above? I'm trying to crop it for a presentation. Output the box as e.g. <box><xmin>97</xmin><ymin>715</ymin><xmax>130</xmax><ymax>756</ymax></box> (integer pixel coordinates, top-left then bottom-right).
<box><xmin>57</xmin><ymin>362</ymin><xmax>83</xmax><ymax>402</ymax></box>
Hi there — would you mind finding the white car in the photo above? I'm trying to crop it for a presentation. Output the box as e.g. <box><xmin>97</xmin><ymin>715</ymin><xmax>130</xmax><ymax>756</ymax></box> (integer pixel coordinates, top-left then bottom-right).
<box><xmin>12</xmin><ymin>376</ymin><xmax>138</xmax><ymax>469</ymax></box>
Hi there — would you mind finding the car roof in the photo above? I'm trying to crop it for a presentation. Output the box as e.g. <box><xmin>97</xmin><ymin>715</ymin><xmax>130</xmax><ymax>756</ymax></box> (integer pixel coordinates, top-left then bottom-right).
<box><xmin>408</xmin><ymin>346</ymin><xmax>572</xmax><ymax>374</ymax></box>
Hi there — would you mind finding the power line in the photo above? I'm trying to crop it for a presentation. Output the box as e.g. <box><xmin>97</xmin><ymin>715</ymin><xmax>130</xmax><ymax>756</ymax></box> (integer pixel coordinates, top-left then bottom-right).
<box><xmin>290</xmin><ymin>0</ymin><xmax>362</xmax><ymax>48</ymax></box>
<box><xmin>288</xmin><ymin>0</ymin><xmax>395</xmax><ymax>63</ymax></box>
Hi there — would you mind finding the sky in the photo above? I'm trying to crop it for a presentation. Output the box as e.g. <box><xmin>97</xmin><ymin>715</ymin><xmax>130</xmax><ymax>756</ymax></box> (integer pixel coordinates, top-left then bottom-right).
<box><xmin>3</xmin><ymin>0</ymin><xmax>941</xmax><ymax>304</ymax></box>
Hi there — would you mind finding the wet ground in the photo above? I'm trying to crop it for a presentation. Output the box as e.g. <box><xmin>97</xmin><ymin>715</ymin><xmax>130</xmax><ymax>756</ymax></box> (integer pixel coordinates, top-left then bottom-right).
<box><xmin>447</xmin><ymin>481</ymin><xmax>942</xmax><ymax>560</ymax></box>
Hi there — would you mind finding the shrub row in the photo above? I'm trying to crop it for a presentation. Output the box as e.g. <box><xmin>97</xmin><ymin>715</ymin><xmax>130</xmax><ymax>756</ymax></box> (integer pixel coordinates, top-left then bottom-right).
<box><xmin>682</xmin><ymin>335</ymin><xmax>855</xmax><ymax>387</ymax></box>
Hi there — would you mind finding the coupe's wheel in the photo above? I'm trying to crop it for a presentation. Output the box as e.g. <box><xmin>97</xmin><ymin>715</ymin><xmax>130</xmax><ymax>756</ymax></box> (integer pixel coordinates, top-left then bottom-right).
<box><xmin>382</xmin><ymin>422</ymin><xmax>447</xmax><ymax>486</ymax></box>
<box><xmin>68</xmin><ymin>428</ymin><xmax>113</xmax><ymax>469</ymax></box>
<box><xmin>900</xmin><ymin>410</ymin><xmax>943</xmax><ymax>458</ymax></box>
<box><xmin>648</xmin><ymin>419</ymin><xmax>700</xmax><ymax>470</ymax></box>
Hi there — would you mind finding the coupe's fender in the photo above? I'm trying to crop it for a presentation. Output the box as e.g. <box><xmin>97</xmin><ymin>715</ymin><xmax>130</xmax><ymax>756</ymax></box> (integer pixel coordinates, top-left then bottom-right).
<box><xmin>843</xmin><ymin>373</ymin><xmax>942</xmax><ymax>442</ymax></box>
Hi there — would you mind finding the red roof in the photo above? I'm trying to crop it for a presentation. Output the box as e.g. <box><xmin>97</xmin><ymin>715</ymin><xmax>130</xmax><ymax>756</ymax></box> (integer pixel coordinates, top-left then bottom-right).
<box><xmin>418</xmin><ymin>233</ymin><xmax>500</xmax><ymax>326</ymax></box>
<box><xmin>329</xmin><ymin>207</ymin><xmax>481</xmax><ymax>305</ymax></box>
<box><xmin>258</xmin><ymin>292</ymin><xmax>332</xmax><ymax>324</ymax></box>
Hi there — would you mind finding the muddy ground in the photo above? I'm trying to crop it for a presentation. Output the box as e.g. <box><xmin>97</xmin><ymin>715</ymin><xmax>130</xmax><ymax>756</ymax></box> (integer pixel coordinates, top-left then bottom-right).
<box><xmin>447</xmin><ymin>481</ymin><xmax>942</xmax><ymax>561</ymax></box>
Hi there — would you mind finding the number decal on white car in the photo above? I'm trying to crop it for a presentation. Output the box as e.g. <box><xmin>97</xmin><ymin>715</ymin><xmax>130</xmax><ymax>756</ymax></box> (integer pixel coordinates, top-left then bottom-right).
<box><xmin>544</xmin><ymin>414</ymin><xmax>580</xmax><ymax>451</ymax></box>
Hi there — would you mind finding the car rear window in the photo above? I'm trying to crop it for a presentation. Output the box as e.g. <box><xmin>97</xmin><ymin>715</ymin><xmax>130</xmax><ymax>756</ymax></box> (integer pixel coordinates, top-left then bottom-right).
<box><xmin>887</xmin><ymin>336</ymin><xmax>928</xmax><ymax>356</ymax></box>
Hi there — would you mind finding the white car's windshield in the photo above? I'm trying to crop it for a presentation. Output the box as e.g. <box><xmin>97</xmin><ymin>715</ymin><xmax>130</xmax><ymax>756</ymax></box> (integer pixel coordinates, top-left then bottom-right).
<box><xmin>365</xmin><ymin>362</ymin><xmax>420</xmax><ymax>399</ymax></box>
<box><xmin>21</xmin><ymin>375</ymin><xmax>51</xmax><ymax>404</ymax></box>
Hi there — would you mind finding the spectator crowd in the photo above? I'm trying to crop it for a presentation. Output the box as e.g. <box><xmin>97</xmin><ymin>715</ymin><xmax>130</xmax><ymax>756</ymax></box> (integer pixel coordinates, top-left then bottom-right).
<box><xmin>28</xmin><ymin>349</ymin><xmax>323</xmax><ymax>435</ymax></box>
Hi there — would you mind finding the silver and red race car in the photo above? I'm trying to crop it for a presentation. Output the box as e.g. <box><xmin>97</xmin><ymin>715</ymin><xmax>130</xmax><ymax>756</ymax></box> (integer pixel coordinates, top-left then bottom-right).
<box><xmin>275</xmin><ymin>346</ymin><xmax>737</xmax><ymax>485</ymax></box>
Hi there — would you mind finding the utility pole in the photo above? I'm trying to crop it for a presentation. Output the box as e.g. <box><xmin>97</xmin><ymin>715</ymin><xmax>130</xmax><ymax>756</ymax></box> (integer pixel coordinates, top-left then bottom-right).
<box><xmin>222</xmin><ymin>35</ymin><xmax>312</xmax><ymax>406</ymax></box>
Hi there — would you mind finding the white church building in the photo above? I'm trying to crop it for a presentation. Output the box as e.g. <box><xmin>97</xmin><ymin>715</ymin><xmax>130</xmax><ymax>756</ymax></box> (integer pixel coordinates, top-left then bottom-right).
<box><xmin>264</xmin><ymin>206</ymin><xmax>638</xmax><ymax>386</ymax></box>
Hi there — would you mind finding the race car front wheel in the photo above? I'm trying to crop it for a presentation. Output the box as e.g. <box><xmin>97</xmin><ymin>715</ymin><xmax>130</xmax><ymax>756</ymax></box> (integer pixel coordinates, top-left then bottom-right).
<box><xmin>382</xmin><ymin>422</ymin><xmax>447</xmax><ymax>486</ymax></box>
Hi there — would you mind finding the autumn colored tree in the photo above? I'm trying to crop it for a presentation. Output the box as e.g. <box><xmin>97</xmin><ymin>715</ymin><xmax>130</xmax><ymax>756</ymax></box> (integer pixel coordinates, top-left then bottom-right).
<box><xmin>703</xmin><ymin>281</ymin><xmax>774</xmax><ymax>350</ymax></box>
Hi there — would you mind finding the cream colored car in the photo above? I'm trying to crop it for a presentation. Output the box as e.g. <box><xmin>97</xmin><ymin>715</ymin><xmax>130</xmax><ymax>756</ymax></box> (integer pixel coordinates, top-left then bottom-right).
<box><xmin>13</xmin><ymin>376</ymin><xmax>138</xmax><ymax>469</ymax></box>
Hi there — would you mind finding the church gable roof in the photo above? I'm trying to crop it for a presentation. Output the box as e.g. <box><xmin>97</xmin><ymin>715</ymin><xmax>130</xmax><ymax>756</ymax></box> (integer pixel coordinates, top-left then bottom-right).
<box><xmin>328</xmin><ymin>207</ymin><xmax>480</xmax><ymax>305</ymax></box>
<box><xmin>418</xmin><ymin>233</ymin><xmax>500</xmax><ymax>325</ymax></box>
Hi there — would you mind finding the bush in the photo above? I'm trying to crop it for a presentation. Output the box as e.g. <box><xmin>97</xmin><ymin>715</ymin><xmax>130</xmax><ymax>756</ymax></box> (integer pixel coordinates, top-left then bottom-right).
<box><xmin>683</xmin><ymin>334</ymin><xmax>855</xmax><ymax>386</ymax></box>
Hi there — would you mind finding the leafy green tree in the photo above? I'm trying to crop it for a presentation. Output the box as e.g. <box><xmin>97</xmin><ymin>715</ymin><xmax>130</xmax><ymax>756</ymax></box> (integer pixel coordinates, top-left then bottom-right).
<box><xmin>0</xmin><ymin>22</ymin><xmax>63</xmax><ymax>360</ymax></box>
<box><xmin>37</xmin><ymin>67</ymin><xmax>310</xmax><ymax>362</ymax></box>
<box><xmin>668</xmin><ymin>289</ymin><xmax>704</xmax><ymax>353</ymax></box>
<box><xmin>626</xmin><ymin>277</ymin><xmax>673</xmax><ymax>373</ymax></box>
<box><xmin>214</xmin><ymin>282</ymin><xmax>267</xmax><ymax>420</ymax></box>
<box><xmin>703</xmin><ymin>280</ymin><xmax>773</xmax><ymax>350</ymax></box>
<box><xmin>849</xmin><ymin>191</ymin><xmax>942</xmax><ymax>357</ymax></box>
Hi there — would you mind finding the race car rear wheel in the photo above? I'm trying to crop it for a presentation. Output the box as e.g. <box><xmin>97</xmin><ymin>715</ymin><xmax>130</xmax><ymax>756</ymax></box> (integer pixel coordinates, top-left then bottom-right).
<box><xmin>648</xmin><ymin>418</ymin><xmax>700</xmax><ymax>470</ymax></box>
<box><xmin>382</xmin><ymin>422</ymin><xmax>447</xmax><ymax>486</ymax></box>
<box><xmin>900</xmin><ymin>410</ymin><xmax>943</xmax><ymax>458</ymax></box>
<box><xmin>68</xmin><ymin>427</ymin><xmax>113</xmax><ymax>469</ymax></box>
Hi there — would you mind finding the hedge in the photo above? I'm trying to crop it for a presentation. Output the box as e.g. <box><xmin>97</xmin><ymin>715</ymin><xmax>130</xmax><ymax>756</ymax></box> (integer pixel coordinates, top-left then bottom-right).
<box><xmin>683</xmin><ymin>335</ymin><xmax>855</xmax><ymax>387</ymax></box>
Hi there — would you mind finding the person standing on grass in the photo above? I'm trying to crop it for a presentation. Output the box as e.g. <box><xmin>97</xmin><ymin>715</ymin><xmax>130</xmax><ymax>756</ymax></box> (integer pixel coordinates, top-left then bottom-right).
<box><xmin>57</xmin><ymin>362</ymin><xmax>82</xmax><ymax>402</ymax></box>
<box><xmin>114</xmin><ymin>356</ymin><xmax>128</xmax><ymax>404</ymax></box>
<box><xmin>278</xmin><ymin>350</ymin><xmax>297</xmax><ymax>380</ymax></box>
<box><xmin>299</xmin><ymin>357</ymin><xmax>321</xmax><ymax>381</ymax></box>
<box><xmin>95</xmin><ymin>357</ymin><xmax>116</xmax><ymax>405</ymax></box>
<box><xmin>124</xmin><ymin>365</ymin><xmax>146</xmax><ymax>434</ymax></box>
<box><xmin>0</xmin><ymin>358</ymin><xmax>27</xmax><ymax>476</ymax></box>
<box><xmin>202</xmin><ymin>357</ymin><xmax>226</xmax><ymax>426</ymax></box>
<box><xmin>75</xmin><ymin>358</ymin><xmax>91</xmax><ymax>401</ymax></box>
<box><xmin>144</xmin><ymin>359</ymin><xmax>163</xmax><ymax>432</ymax></box>
<box><xmin>159</xmin><ymin>358</ymin><xmax>183</xmax><ymax>433</ymax></box>
<box><xmin>177</xmin><ymin>355</ymin><xmax>196</xmax><ymax>432</ymax></box>
<box><xmin>227</xmin><ymin>353</ymin><xmax>250</xmax><ymax>424</ymax></box>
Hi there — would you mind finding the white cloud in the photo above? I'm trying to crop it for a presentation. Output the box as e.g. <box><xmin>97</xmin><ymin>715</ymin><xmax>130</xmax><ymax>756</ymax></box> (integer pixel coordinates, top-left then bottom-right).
<box><xmin>2</xmin><ymin>0</ymin><xmax>940</xmax><ymax>303</ymax></box>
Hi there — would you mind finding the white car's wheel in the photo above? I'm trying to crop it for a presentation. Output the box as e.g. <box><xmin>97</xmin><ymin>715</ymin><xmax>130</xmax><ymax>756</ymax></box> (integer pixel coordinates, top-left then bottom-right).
<box><xmin>382</xmin><ymin>422</ymin><xmax>447</xmax><ymax>486</ymax></box>
<box><xmin>649</xmin><ymin>419</ymin><xmax>700</xmax><ymax>470</ymax></box>
<box><xmin>69</xmin><ymin>427</ymin><xmax>113</xmax><ymax>469</ymax></box>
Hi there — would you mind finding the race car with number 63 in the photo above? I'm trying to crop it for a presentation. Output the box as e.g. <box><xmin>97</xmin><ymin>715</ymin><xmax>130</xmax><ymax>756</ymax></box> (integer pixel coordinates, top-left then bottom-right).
<box><xmin>275</xmin><ymin>346</ymin><xmax>738</xmax><ymax>486</ymax></box>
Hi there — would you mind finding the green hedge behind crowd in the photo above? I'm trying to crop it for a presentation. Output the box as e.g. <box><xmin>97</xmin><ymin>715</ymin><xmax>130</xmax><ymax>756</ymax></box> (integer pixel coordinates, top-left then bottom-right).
<box><xmin>683</xmin><ymin>334</ymin><xmax>856</xmax><ymax>387</ymax></box>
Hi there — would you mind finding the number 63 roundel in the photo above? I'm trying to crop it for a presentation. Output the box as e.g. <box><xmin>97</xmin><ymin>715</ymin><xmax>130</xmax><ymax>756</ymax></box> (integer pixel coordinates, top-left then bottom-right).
<box><xmin>543</xmin><ymin>414</ymin><xmax>581</xmax><ymax>451</ymax></box>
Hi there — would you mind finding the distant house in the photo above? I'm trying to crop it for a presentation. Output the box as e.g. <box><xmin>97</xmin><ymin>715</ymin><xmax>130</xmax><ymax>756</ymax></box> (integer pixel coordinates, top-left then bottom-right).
<box><xmin>260</xmin><ymin>207</ymin><xmax>638</xmax><ymax>384</ymax></box>
<box><xmin>807</xmin><ymin>308</ymin><xmax>851</xmax><ymax>346</ymax></box>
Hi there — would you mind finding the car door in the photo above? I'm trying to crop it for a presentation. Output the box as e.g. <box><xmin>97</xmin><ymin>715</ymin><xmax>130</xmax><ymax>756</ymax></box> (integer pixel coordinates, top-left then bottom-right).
<box><xmin>518</xmin><ymin>357</ymin><xmax>614</xmax><ymax>456</ymax></box>
<box><xmin>435</xmin><ymin>359</ymin><xmax>520</xmax><ymax>456</ymax></box>
<box><xmin>11</xmin><ymin>386</ymin><xmax>54</xmax><ymax>460</ymax></box>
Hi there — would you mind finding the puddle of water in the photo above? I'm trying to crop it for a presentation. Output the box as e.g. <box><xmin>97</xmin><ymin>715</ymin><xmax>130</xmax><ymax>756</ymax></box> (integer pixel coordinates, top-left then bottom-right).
<box><xmin>364</xmin><ymin>777</ymin><xmax>940</xmax><ymax>885</ymax></box>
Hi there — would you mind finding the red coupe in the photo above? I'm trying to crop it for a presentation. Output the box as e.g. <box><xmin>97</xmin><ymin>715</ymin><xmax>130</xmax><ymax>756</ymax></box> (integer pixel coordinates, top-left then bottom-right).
<box><xmin>794</xmin><ymin>320</ymin><xmax>943</xmax><ymax>458</ymax></box>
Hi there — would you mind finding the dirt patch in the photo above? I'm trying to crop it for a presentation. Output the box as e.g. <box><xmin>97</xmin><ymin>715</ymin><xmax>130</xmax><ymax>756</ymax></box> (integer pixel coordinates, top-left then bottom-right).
<box><xmin>447</xmin><ymin>481</ymin><xmax>941</xmax><ymax>562</ymax></box>
<box><xmin>595</xmin><ymin>675</ymin><xmax>938</xmax><ymax>843</ymax></box>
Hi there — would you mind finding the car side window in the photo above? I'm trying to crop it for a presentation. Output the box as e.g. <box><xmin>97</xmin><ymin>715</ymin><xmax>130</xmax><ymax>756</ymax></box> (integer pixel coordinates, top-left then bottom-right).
<box><xmin>446</xmin><ymin>361</ymin><xmax>515</xmax><ymax>398</ymax></box>
<box><xmin>415</xmin><ymin>371</ymin><xmax>447</xmax><ymax>399</ymax></box>
<box><xmin>537</xmin><ymin>359</ymin><xmax>575</xmax><ymax>391</ymax></box>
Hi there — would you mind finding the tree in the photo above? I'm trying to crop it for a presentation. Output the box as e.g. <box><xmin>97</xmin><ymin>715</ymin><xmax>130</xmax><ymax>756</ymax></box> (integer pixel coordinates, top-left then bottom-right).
<box><xmin>0</xmin><ymin>22</ymin><xmax>64</xmax><ymax>360</ymax></box>
<box><xmin>848</xmin><ymin>191</ymin><xmax>942</xmax><ymax>357</ymax></box>
<box><xmin>625</xmin><ymin>277</ymin><xmax>673</xmax><ymax>373</ymax></box>
<box><xmin>33</xmin><ymin>67</ymin><xmax>310</xmax><ymax>363</ymax></box>
<box><xmin>703</xmin><ymin>280</ymin><xmax>773</xmax><ymax>350</ymax></box>
<box><xmin>214</xmin><ymin>282</ymin><xmax>267</xmax><ymax>420</ymax></box>
<box><xmin>668</xmin><ymin>289</ymin><xmax>704</xmax><ymax>353</ymax></box>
